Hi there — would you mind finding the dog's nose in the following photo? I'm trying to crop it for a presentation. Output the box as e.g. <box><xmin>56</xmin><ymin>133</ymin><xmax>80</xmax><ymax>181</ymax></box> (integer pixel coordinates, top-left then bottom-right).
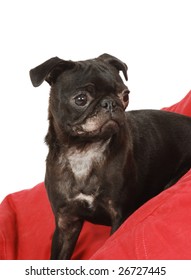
<box><xmin>101</xmin><ymin>98</ymin><xmax>117</xmax><ymax>111</ymax></box>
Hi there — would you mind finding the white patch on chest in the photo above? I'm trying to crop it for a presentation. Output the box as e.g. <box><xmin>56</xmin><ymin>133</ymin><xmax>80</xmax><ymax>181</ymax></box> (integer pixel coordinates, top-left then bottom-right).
<box><xmin>74</xmin><ymin>193</ymin><xmax>94</xmax><ymax>207</ymax></box>
<box><xmin>57</xmin><ymin>140</ymin><xmax>110</xmax><ymax>208</ymax></box>
<box><xmin>67</xmin><ymin>141</ymin><xmax>109</xmax><ymax>181</ymax></box>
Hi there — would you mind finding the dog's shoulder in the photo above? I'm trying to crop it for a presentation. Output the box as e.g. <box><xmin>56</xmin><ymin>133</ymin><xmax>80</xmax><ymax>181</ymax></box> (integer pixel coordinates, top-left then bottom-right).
<box><xmin>124</xmin><ymin>109</ymin><xmax>191</xmax><ymax>142</ymax></box>
<box><xmin>125</xmin><ymin>109</ymin><xmax>191</xmax><ymax>124</ymax></box>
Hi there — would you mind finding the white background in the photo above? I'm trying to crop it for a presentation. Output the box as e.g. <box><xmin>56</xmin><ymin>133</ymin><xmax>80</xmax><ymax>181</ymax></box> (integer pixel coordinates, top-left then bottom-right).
<box><xmin>0</xmin><ymin>0</ymin><xmax>190</xmax><ymax>202</ymax></box>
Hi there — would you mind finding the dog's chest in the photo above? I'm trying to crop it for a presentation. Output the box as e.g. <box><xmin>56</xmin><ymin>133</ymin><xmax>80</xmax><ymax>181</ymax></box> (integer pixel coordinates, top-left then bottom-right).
<box><xmin>59</xmin><ymin>142</ymin><xmax>109</xmax><ymax>207</ymax></box>
<box><xmin>68</xmin><ymin>141</ymin><xmax>110</xmax><ymax>180</ymax></box>
<box><xmin>67</xmin><ymin>147</ymin><xmax>101</xmax><ymax>180</ymax></box>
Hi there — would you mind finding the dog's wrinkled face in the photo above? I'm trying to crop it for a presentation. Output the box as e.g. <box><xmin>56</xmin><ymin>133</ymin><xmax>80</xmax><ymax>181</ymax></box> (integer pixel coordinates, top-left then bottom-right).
<box><xmin>30</xmin><ymin>54</ymin><xmax>129</xmax><ymax>141</ymax></box>
<box><xmin>52</xmin><ymin>62</ymin><xmax>129</xmax><ymax>139</ymax></box>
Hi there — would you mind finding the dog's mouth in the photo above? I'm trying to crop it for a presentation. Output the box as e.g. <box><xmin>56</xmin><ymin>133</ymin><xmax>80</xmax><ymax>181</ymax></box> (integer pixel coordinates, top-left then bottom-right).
<box><xmin>100</xmin><ymin>120</ymin><xmax>120</xmax><ymax>134</ymax></box>
<box><xmin>70</xmin><ymin>117</ymin><xmax>122</xmax><ymax>139</ymax></box>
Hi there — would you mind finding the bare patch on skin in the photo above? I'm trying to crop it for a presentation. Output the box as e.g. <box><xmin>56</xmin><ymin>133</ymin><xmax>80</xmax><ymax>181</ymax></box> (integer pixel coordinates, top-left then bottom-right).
<box><xmin>108</xmin><ymin>199</ymin><xmax>118</xmax><ymax>220</ymax></box>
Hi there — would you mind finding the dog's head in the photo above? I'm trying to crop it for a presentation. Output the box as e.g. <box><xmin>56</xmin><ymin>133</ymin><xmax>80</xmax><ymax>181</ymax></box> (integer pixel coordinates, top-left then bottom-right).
<box><xmin>30</xmin><ymin>54</ymin><xmax>129</xmax><ymax>141</ymax></box>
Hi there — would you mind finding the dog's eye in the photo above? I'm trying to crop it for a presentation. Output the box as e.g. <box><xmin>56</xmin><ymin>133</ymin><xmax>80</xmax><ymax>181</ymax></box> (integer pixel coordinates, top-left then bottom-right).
<box><xmin>75</xmin><ymin>93</ymin><xmax>88</xmax><ymax>106</ymax></box>
<box><xmin>122</xmin><ymin>89</ymin><xmax>130</xmax><ymax>103</ymax></box>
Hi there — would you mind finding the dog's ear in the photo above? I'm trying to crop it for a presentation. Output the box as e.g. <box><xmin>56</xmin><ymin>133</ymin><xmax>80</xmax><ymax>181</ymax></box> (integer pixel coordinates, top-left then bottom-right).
<box><xmin>98</xmin><ymin>53</ymin><xmax>128</xmax><ymax>81</ymax></box>
<box><xmin>29</xmin><ymin>57</ymin><xmax>75</xmax><ymax>87</ymax></box>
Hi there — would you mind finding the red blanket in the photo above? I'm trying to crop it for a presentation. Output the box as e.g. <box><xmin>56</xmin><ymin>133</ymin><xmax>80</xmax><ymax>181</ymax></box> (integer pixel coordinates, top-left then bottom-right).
<box><xmin>1</xmin><ymin>90</ymin><xmax>191</xmax><ymax>260</ymax></box>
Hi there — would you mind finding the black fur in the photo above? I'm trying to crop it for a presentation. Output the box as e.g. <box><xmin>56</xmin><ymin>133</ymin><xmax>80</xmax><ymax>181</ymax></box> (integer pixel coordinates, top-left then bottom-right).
<box><xmin>30</xmin><ymin>54</ymin><xmax>191</xmax><ymax>259</ymax></box>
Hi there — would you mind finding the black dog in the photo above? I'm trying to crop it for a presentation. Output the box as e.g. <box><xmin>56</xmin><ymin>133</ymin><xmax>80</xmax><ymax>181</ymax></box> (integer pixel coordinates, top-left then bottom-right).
<box><xmin>30</xmin><ymin>54</ymin><xmax>191</xmax><ymax>259</ymax></box>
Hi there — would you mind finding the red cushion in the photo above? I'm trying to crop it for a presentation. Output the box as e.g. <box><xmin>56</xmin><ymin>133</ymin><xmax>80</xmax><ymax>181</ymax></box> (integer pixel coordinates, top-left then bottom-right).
<box><xmin>91</xmin><ymin>170</ymin><xmax>191</xmax><ymax>259</ymax></box>
<box><xmin>0</xmin><ymin>184</ymin><xmax>110</xmax><ymax>259</ymax></box>
<box><xmin>1</xmin><ymin>90</ymin><xmax>191</xmax><ymax>260</ymax></box>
